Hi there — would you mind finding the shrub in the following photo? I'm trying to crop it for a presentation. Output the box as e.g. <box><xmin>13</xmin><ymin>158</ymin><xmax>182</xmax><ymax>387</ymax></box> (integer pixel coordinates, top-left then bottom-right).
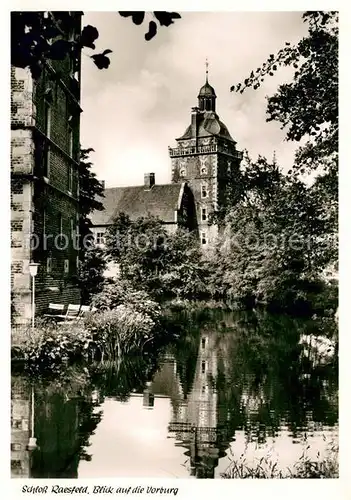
<box><xmin>91</xmin><ymin>279</ymin><xmax>161</xmax><ymax>322</ymax></box>
<box><xmin>85</xmin><ymin>306</ymin><xmax>156</xmax><ymax>359</ymax></box>
<box><xmin>21</xmin><ymin>322</ymin><xmax>93</xmax><ymax>370</ymax></box>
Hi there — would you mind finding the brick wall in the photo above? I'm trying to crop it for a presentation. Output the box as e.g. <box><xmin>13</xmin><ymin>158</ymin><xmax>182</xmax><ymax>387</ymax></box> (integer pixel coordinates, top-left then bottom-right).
<box><xmin>170</xmin><ymin>138</ymin><xmax>218</xmax><ymax>245</ymax></box>
<box><xmin>11</xmin><ymin>13</ymin><xmax>83</xmax><ymax>325</ymax></box>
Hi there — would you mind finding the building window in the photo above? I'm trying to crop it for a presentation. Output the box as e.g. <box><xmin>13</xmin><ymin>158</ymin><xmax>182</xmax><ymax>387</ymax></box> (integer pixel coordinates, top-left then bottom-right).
<box><xmin>42</xmin><ymin>209</ymin><xmax>46</xmax><ymax>249</ymax></box>
<box><xmin>46</xmin><ymin>257</ymin><xmax>52</xmax><ymax>274</ymax></box>
<box><xmin>11</xmin><ymin>460</ymin><xmax>22</xmax><ymax>471</ymax></box>
<box><xmin>201</xmin><ymin>361</ymin><xmax>206</xmax><ymax>374</ymax></box>
<box><xmin>43</xmin><ymin>144</ymin><xmax>51</xmax><ymax>178</ymax></box>
<box><xmin>57</xmin><ymin>213</ymin><xmax>65</xmax><ymax>248</ymax></box>
<box><xmin>44</xmin><ymin>101</ymin><xmax>51</xmax><ymax>139</ymax></box>
<box><xmin>201</xmin><ymin>337</ymin><xmax>206</xmax><ymax>348</ymax></box>
<box><xmin>64</xmin><ymin>259</ymin><xmax>69</xmax><ymax>274</ymax></box>
<box><xmin>68</xmin><ymin>127</ymin><xmax>73</xmax><ymax>157</ymax></box>
<box><xmin>201</xmin><ymin>207</ymin><xmax>207</xmax><ymax>221</ymax></box>
<box><xmin>68</xmin><ymin>164</ymin><xmax>73</xmax><ymax>193</ymax></box>
<box><xmin>201</xmin><ymin>166</ymin><xmax>207</xmax><ymax>176</ymax></box>
<box><xmin>180</xmin><ymin>168</ymin><xmax>186</xmax><ymax>177</ymax></box>
<box><xmin>201</xmin><ymin>184</ymin><xmax>208</xmax><ymax>198</ymax></box>
<box><xmin>12</xmin><ymin>419</ymin><xmax>22</xmax><ymax>429</ymax></box>
<box><xmin>201</xmin><ymin>232</ymin><xmax>207</xmax><ymax>245</ymax></box>
<box><xmin>11</xmin><ymin>443</ymin><xmax>21</xmax><ymax>452</ymax></box>
<box><xmin>96</xmin><ymin>232</ymin><xmax>105</xmax><ymax>245</ymax></box>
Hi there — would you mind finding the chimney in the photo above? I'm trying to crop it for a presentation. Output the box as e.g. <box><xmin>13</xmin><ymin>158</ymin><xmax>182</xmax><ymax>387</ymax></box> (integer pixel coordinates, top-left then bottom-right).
<box><xmin>191</xmin><ymin>106</ymin><xmax>199</xmax><ymax>137</ymax></box>
<box><xmin>100</xmin><ymin>180</ymin><xmax>105</xmax><ymax>189</ymax></box>
<box><xmin>144</xmin><ymin>173</ymin><xmax>155</xmax><ymax>189</ymax></box>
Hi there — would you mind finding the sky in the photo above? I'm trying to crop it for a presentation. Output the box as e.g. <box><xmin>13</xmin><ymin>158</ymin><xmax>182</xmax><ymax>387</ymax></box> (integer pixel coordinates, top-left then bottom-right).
<box><xmin>80</xmin><ymin>12</ymin><xmax>308</xmax><ymax>188</ymax></box>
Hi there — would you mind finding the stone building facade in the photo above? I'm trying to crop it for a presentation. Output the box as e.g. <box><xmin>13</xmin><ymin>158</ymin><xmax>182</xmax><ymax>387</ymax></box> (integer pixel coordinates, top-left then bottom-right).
<box><xmin>11</xmin><ymin>12</ymin><xmax>82</xmax><ymax>324</ymax></box>
<box><xmin>169</xmin><ymin>73</ymin><xmax>243</xmax><ymax>246</ymax></box>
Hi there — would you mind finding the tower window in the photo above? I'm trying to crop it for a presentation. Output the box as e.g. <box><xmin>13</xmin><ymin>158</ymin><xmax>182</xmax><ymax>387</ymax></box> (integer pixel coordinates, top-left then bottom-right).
<box><xmin>201</xmin><ymin>184</ymin><xmax>208</xmax><ymax>198</ymax></box>
<box><xmin>46</xmin><ymin>257</ymin><xmax>52</xmax><ymax>274</ymax></box>
<box><xmin>64</xmin><ymin>259</ymin><xmax>69</xmax><ymax>274</ymax></box>
<box><xmin>201</xmin><ymin>232</ymin><xmax>207</xmax><ymax>245</ymax></box>
<box><xmin>201</xmin><ymin>166</ymin><xmax>207</xmax><ymax>176</ymax></box>
<box><xmin>201</xmin><ymin>208</ymin><xmax>207</xmax><ymax>221</ymax></box>
<box><xmin>96</xmin><ymin>232</ymin><xmax>105</xmax><ymax>245</ymax></box>
<box><xmin>201</xmin><ymin>361</ymin><xmax>206</xmax><ymax>374</ymax></box>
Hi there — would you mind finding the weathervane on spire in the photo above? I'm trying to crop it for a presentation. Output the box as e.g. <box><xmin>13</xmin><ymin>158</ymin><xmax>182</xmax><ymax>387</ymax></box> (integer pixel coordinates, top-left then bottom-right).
<box><xmin>205</xmin><ymin>57</ymin><xmax>209</xmax><ymax>83</ymax></box>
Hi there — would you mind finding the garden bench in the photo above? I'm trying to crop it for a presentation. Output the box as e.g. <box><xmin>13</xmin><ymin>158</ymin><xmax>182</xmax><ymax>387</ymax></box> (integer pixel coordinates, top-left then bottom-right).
<box><xmin>55</xmin><ymin>304</ymin><xmax>81</xmax><ymax>321</ymax></box>
<box><xmin>43</xmin><ymin>303</ymin><xmax>65</xmax><ymax>321</ymax></box>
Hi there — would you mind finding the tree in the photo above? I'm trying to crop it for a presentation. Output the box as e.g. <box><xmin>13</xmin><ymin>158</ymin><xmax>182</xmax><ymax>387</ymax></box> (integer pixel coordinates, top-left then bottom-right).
<box><xmin>78</xmin><ymin>148</ymin><xmax>104</xmax><ymax>248</ymax></box>
<box><xmin>77</xmin><ymin>245</ymin><xmax>107</xmax><ymax>305</ymax></box>
<box><xmin>105</xmin><ymin>215</ymin><xmax>208</xmax><ymax>299</ymax></box>
<box><xmin>209</xmin><ymin>154</ymin><xmax>337</xmax><ymax>313</ymax></box>
<box><xmin>76</xmin><ymin>148</ymin><xmax>105</xmax><ymax>302</ymax></box>
<box><xmin>231</xmin><ymin>11</ymin><xmax>338</xmax><ymax>177</ymax></box>
<box><xmin>11</xmin><ymin>11</ymin><xmax>181</xmax><ymax>77</ymax></box>
<box><xmin>228</xmin><ymin>11</ymin><xmax>338</xmax><ymax>303</ymax></box>
<box><xmin>105</xmin><ymin>214</ymin><xmax>168</xmax><ymax>290</ymax></box>
<box><xmin>158</xmin><ymin>229</ymin><xmax>208</xmax><ymax>299</ymax></box>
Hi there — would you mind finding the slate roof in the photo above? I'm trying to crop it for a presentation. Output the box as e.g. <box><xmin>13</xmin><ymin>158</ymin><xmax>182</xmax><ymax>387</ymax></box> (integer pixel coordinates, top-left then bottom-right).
<box><xmin>178</xmin><ymin>111</ymin><xmax>234</xmax><ymax>142</ymax></box>
<box><xmin>198</xmin><ymin>82</ymin><xmax>216</xmax><ymax>97</ymax></box>
<box><xmin>91</xmin><ymin>183</ymin><xmax>184</xmax><ymax>226</ymax></box>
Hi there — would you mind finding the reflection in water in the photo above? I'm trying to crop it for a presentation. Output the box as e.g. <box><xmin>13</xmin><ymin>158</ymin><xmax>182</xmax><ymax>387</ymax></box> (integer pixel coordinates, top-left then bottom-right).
<box><xmin>11</xmin><ymin>310</ymin><xmax>338</xmax><ymax>478</ymax></box>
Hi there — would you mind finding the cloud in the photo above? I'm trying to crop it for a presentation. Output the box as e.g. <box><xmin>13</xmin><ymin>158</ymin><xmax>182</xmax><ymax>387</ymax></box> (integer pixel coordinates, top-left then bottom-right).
<box><xmin>80</xmin><ymin>11</ymin><xmax>308</xmax><ymax>187</ymax></box>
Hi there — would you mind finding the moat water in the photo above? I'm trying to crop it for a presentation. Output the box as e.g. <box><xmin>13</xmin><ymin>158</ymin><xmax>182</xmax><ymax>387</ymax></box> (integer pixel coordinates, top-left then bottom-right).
<box><xmin>11</xmin><ymin>310</ymin><xmax>338</xmax><ymax>478</ymax></box>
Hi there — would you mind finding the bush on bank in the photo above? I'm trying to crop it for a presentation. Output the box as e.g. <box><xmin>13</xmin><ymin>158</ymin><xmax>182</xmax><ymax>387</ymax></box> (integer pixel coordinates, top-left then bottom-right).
<box><xmin>12</xmin><ymin>284</ymin><xmax>169</xmax><ymax>369</ymax></box>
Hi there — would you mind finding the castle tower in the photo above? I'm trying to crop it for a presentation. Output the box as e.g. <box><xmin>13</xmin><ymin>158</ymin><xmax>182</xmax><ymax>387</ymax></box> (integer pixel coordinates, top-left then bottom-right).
<box><xmin>169</xmin><ymin>64</ymin><xmax>242</xmax><ymax>246</ymax></box>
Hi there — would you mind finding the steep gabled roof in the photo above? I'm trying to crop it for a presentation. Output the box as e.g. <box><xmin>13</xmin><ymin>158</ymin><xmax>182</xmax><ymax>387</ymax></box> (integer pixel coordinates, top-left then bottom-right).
<box><xmin>91</xmin><ymin>183</ymin><xmax>185</xmax><ymax>226</ymax></box>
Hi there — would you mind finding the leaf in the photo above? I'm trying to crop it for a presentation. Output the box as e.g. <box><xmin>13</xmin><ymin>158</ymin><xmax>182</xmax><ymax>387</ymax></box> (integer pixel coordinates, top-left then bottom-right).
<box><xmin>145</xmin><ymin>20</ymin><xmax>157</xmax><ymax>41</ymax></box>
<box><xmin>132</xmin><ymin>12</ymin><xmax>145</xmax><ymax>25</ymax></box>
<box><xmin>102</xmin><ymin>49</ymin><xmax>113</xmax><ymax>56</ymax></box>
<box><xmin>154</xmin><ymin>11</ymin><xmax>181</xmax><ymax>27</ymax></box>
<box><xmin>91</xmin><ymin>52</ymin><xmax>111</xmax><ymax>69</ymax></box>
<box><xmin>80</xmin><ymin>25</ymin><xmax>99</xmax><ymax>49</ymax></box>
<box><xmin>118</xmin><ymin>12</ymin><xmax>145</xmax><ymax>26</ymax></box>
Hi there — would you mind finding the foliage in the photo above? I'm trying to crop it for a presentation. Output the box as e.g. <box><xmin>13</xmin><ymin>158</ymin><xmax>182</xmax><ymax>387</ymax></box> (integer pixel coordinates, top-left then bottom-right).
<box><xmin>76</xmin><ymin>245</ymin><xmax>107</xmax><ymax>305</ymax></box>
<box><xmin>20</xmin><ymin>321</ymin><xmax>93</xmax><ymax>371</ymax></box>
<box><xmin>157</xmin><ymin>229</ymin><xmax>209</xmax><ymax>299</ymax></box>
<box><xmin>105</xmin><ymin>215</ymin><xmax>210</xmax><ymax>300</ymax></box>
<box><xmin>78</xmin><ymin>148</ymin><xmax>104</xmax><ymax>240</ymax></box>
<box><xmin>76</xmin><ymin>148</ymin><xmax>105</xmax><ymax>302</ymax></box>
<box><xmin>222</xmin><ymin>439</ymin><xmax>338</xmax><ymax>478</ymax></box>
<box><xmin>91</xmin><ymin>278</ymin><xmax>161</xmax><ymax>320</ymax></box>
<box><xmin>206</xmin><ymin>153</ymin><xmax>338</xmax><ymax>314</ymax></box>
<box><xmin>85</xmin><ymin>307</ymin><xmax>156</xmax><ymax>360</ymax></box>
<box><xmin>11</xmin><ymin>11</ymin><xmax>181</xmax><ymax>77</ymax></box>
<box><xmin>231</xmin><ymin>11</ymin><xmax>338</xmax><ymax>176</ymax></box>
<box><xmin>119</xmin><ymin>11</ymin><xmax>181</xmax><ymax>41</ymax></box>
<box><xmin>105</xmin><ymin>214</ymin><xmax>168</xmax><ymax>290</ymax></box>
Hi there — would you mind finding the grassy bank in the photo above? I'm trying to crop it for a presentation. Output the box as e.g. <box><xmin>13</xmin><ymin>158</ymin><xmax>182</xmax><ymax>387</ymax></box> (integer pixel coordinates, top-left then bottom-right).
<box><xmin>221</xmin><ymin>439</ymin><xmax>338</xmax><ymax>479</ymax></box>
